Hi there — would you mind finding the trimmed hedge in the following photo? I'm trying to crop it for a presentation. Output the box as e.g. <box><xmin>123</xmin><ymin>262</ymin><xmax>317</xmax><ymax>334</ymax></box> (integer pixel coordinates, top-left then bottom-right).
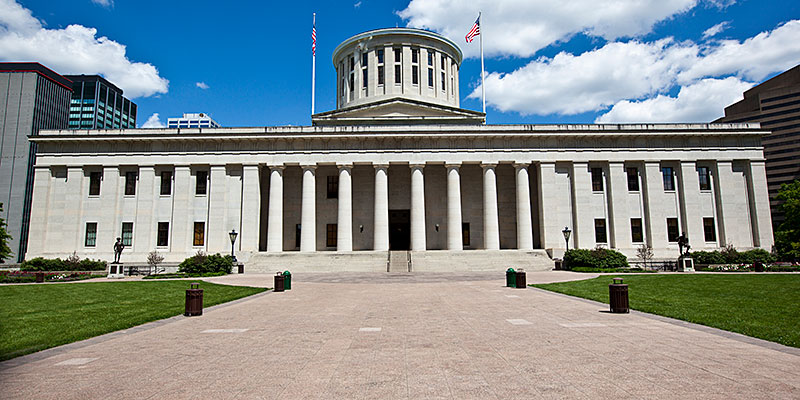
<box><xmin>690</xmin><ymin>248</ymin><xmax>775</xmax><ymax>265</ymax></box>
<box><xmin>20</xmin><ymin>257</ymin><xmax>107</xmax><ymax>271</ymax></box>
<box><xmin>178</xmin><ymin>252</ymin><xmax>233</xmax><ymax>275</ymax></box>
<box><xmin>563</xmin><ymin>248</ymin><xmax>629</xmax><ymax>270</ymax></box>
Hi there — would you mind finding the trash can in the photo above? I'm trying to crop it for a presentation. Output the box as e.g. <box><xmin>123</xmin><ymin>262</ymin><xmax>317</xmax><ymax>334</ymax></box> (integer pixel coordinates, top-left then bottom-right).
<box><xmin>283</xmin><ymin>270</ymin><xmax>292</xmax><ymax>290</ymax></box>
<box><xmin>185</xmin><ymin>282</ymin><xmax>203</xmax><ymax>316</ymax></box>
<box><xmin>753</xmin><ymin>261</ymin><xmax>764</xmax><ymax>272</ymax></box>
<box><xmin>505</xmin><ymin>268</ymin><xmax>516</xmax><ymax>287</ymax></box>
<box><xmin>515</xmin><ymin>269</ymin><xmax>527</xmax><ymax>288</ymax></box>
<box><xmin>274</xmin><ymin>273</ymin><xmax>285</xmax><ymax>292</ymax></box>
<box><xmin>238</xmin><ymin>264</ymin><xmax>244</xmax><ymax>274</ymax></box>
<box><xmin>609</xmin><ymin>278</ymin><xmax>629</xmax><ymax>313</ymax></box>
<box><xmin>35</xmin><ymin>272</ymin><xmax>45</xmax><ymax>283</ymax></box>
<box><xmin>554</xmin><ymin>259</ymin><xmax>563</xmax><ymax>270</ymax></box>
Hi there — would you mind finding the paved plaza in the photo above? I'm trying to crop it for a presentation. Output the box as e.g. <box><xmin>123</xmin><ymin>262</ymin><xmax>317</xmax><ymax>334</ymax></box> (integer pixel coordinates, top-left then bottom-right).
<box><xmin>2</xmin><ymin>271</ymin><xmax>800</xmax><ymax>399</ymax></box>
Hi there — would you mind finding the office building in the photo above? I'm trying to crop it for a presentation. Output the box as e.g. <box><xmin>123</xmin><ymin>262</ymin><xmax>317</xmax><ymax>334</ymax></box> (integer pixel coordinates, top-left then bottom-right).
<box><xmin>64</xmin><ymin>75</ymin><xmax>137</xmax><ymax>130</ymax></box>
<box><xmin>167</xmin><ymin>113</ymin><xmax>220</xmax><ymax>129</ymax></box>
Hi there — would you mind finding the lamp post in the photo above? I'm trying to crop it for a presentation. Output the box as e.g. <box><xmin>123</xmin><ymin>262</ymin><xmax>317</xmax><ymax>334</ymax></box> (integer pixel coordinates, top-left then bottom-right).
<box><xmin>562</xmin><ymin>226</ymin><xmax>572</xmax><ymax>252</ymax></box>
<box><xmin>229</xmin><ymin>229</ymin><xmax>238</xmax><ymax>262</ymax></box>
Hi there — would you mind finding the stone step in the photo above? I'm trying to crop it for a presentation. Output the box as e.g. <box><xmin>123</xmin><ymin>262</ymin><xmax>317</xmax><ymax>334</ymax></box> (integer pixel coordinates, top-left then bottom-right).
<box><xmin>388</xmin><ymin>251</ymin><xmax>410</xmax><ymax>272</ymax></box>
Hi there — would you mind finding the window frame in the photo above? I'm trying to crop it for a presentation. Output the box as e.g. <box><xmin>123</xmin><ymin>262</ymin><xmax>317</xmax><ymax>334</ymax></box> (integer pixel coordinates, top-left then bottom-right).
<box><xmin>666</xmin><ymin>218</ymin><xmax>679</xmax><ymax>242</ymax></box>
<box><xmin>594</xmin><ymin>219</ymin><xmax>608</xmax><ymax>244</ymax></box>
<box><xmin>160</xmin><ymin>170</ymin><xmax>172</xmax><ymax>196</ymax></box>
<box><xmin>85</xmin><ymin>222</ymin><xmax>97</xmax><ymax>247</ymax></box>
<box><xmin>662</xmin><ymin>167</ymin><xmax>675</xmax><ymax>191</ymax></box>
<box><xmin>157</xmin><ymin>222</ymin><xmax>169</xmax><ymax>247</ymax></box>
<box><xmin>626</xmin><ymin>167</ymin><xmax>639</xmax><ymax>192</ymax></box>
<box><xmin>89</xmin><ymin>171</ymin><xmax>101</xmax><ymax>196</ymax></box>
<box><xmin>697</xmin><ymin>166</ymin><xmax>711</xmax><ymax>191</ymax></box>
<box><xmin>462</xmin><ymin>222</ymin><xmax>470</xmax><ymax>247</ymax></box>
<box><xmin>591</xmin><ymin>168</ymin><xmax>604</xmax><ymax>192</ymax></box>
<box><xmin>327</xmin><ymin>176</ymin><xmax>339</xmax><ymax>199</ymax></box>
<box><xmin>630</xmin><ymin>218</ymin><xmax>643</xmax><ymax>243</ymax></box>
<box><xmin>326</xmin><ymin>224</ymin><xmax>337</xmax><ymax>248</ymax></box>
<box><xmin>193</xmin><ymin>222</ymin><xmax>205</xmax><ymax>247</ymax></box>
<box><xmin>121</xmin><ymin>222</ymin><xmax>134</xmax><ymax>246</ymax></box>
<box><xmin>195</xmin><ymin>170</ymin><xmax>208</xmax><ymax>196</ymax></box>
<box><xmin>703</xmin><ymin>217</ymin><xmax>716</xmax><ymax>242</ymax></box>
<box><xmin>124</xmin><ymin>171</ymin><xmax>137</xmax><ymax>196</ymax></box>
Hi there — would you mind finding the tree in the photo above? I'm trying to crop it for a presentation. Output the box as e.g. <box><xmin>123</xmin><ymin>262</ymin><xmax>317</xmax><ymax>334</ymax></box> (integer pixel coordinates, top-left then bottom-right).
<box><xmin>636</xmin><ymin>244</ymin><xmax>653</xmax><ymax>270</ymax></box>
<box><xmin>774</xmin><ymin>180</ymin><xmax>800</xmax><ymax>261</ymax></box>
<box><xmin>0</xmin><ymin>203</ymin><xmax>12</xmax><ymax>263</ymax></box>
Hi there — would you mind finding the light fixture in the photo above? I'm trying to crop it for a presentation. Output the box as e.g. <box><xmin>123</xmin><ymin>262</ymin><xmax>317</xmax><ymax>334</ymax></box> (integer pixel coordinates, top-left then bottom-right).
<box><xmin>435</xmin><ymin>224</ymin><xmax>440</xmax><ymax>232</ymax></box>
<box><xmin>229</xmin><ymin>229</ymin><xmax>238</xmax><ymax>262</ymax></box>
<box><xmin>562</xmin><ymin>227</ymin><xmax>572</xmax><ymax>251</ymax></box>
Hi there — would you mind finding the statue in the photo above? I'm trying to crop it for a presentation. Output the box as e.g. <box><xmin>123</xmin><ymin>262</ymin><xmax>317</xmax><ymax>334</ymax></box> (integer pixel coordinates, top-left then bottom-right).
<box><xmin>113</xmin><ymin>237</ymin><xmax>125</xmax><ymax>263</ymax></box>
<box><xmin>677</xmin><ymin>232</ymin><xmax>689</xmax><ymax>256</ymax></box>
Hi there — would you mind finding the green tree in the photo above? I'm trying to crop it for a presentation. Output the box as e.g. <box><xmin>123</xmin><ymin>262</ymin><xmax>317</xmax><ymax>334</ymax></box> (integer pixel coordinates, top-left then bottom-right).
<box><xmin>0</xmin><ymin>203</ymin><xmax>12</xmax><ymax>263</ymax></box>
<box><xmin>774</xmin><ymin>180</ymin><xmax>800</xmax><ymax>261</ymax></box>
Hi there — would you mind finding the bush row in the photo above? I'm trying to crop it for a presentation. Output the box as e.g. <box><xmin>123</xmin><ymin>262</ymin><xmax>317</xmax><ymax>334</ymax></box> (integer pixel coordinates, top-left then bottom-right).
<box><xmin>689</xmin><ymin>248</ymin><xmax>775</xmax><ymax>265</ymax></box>
<box><xmin>20</xmin><ymin>257</ymin><xmax>107</xmax><ymax>271</ymax></box>
<box><xmin>563</xmin><ymin>248</ymin><xmax>629</xmax><ymax>270</ymax></box>
<box><xmin>178</xmin><ymin>252</ymin><xmax>233</xmax><ymax>275</ymax></box>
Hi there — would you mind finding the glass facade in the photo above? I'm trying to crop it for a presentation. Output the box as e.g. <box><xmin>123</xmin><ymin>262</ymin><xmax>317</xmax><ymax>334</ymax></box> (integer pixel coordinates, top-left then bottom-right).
<box><xmin>65</xmin><ymin>75</ymin><xmax>137</xmax><ymax>130</ymax></box>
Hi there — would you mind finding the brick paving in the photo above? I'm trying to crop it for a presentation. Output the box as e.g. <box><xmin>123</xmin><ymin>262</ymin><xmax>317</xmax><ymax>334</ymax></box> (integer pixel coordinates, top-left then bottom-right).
<box><xmin>1</xmin><ymin>271</ymin><xmax>799</xmax><ymax>399</ymax></box>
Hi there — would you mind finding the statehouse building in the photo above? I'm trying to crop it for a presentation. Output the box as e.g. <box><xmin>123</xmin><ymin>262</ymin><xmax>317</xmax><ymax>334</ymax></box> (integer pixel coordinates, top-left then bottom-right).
<box><xmin>24</xmin><ymin>28</ymin><xmax>774</xmax><ymax>271</ymax></box>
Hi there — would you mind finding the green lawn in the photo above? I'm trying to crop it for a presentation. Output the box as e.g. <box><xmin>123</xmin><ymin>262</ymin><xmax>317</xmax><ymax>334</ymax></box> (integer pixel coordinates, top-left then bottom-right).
<box><xmin>0</xmin><ymin>281</ymin><xmax>267</xmax><ymax>361</ymax></box>
<box><xmin>532</xmin><ymin>274</ymin><xmax>800</xmax><ymax>348</ymax></box>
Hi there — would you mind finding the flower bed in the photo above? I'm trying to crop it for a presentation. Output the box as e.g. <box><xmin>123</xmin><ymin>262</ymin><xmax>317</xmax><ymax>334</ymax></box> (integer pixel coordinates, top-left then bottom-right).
<box><xmin>697</xmin><ymin>264</ymin><xmax>800</xmax><ymax>272</ymax></box>
<box><xmin>0</xmin><ymin>271</ymin><xmax>103</xmax><ymax>283</ymax></box>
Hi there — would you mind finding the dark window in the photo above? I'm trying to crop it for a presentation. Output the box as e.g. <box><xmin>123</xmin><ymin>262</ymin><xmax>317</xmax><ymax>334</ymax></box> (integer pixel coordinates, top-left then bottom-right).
<box><xmin>394</xmin><ymin>48</ymin><xmax>402</xmax><ymax>62</ymax></box>
<box><xmin>157</xmin><ymin>222</ymin><xmax>169</xmax><ymax>247</ymax></box>
<box><xmin>698</xmin><ymin>166</ymin><xmax>711</xmax><ymax>191</ymax></box>
<box><xmin>667</xmin><ymin>218</ymin><xmax>679</xmax><ymax>242</ymax></box>
<box><xmin>630</xmin><ymin>218</ymin><xmax>643</xmax><ymax>243</ymax></box>
<box><xmin>441</xmin><ymin>56</ymin><xmax>446</xmax><ymax>69</ymax></box>
<box><xmin>411</xmin><ymin>48</ymin><xmax>418</xmax><ymax>63</ymax></box>
<box><xmin>295</xmin><ymin>224</ymin><xmax>301</xmax><ymax>249</ymax></box>
<box><xmin>362</xmin><ymin>69</ymin><xmax>368</xmax><ymax>88</ymax></box>
<box><xmin>121</xmin><ymin>222</ymin><xmax>133</xmax><ymax>246</ymax></box>
<box><xmin>124</xmin><ymin>171</ymin><xmax>137</xmax><ymax>196</ymax></box>
<box><xmin>662</xmin><ymin>167</ymin><xmax>675</xmax><ymax>191</ymax></box>
<box><xmin>160</xmin><ymin>171</ymin><xmax>172</xmax><ymax>195</ymax></box>
<box><xmin>349</xmin><ymin>56</ymin><xmax>354</xmax><ymax>70</ymax></box>
<box><xmin>85</xmin><ymin>222</ymin><xmax>97</xmax><ymax>247</ymax></box>
<box><xmin>703</xmin><ymin>217</ymin><xmax>716</xmax><ymax>242</ymax></box>
<box><xmin>327</xmin><ymin>176</ymin><xmax>339</xmax><ymax>199</ymax></box>
<box><xmin>394</xmin><ymin>65</ymin><xmax>401</xmax><ymax>84</ymax></box>
<box><xmin>591</xmin><ymin>168</ymin><xmax>603</xmax><ymax>191</ymax></box>
<box><xmin>196</xmin><ymin>171</ymin><xmax>208</xmax><ymax>195</ymax></box>
<box><xmin>362</xmin><ymin>53</ymin><xmax>368</xmax><ymax>67</ymax></box>
<box><xmin>193</xmin><ymin>222</ymin><xmax>205</xmax><ymax>246</ymax></box>
<box><xmin>462</xmin><ymin>223</ymin><xmax>470</xmax><ymax>247</ymax></box>
<box><xmin>594</xmin><ymin>219</ymin><xmax>607</xmax><ymax>243</ymax></box>
<box><xmin>428</xmin><ymin>68</ymin><xmax>434</xmax><ymax>87</ymax></box>
<box><xmin>89</xmin><ymin>171</ymin><xmax>101</xmax><ymax>196</ymax></box>
<box><xmin>378</xmin><ymin>66</ymin><xmax>384</xmax><ymax>85</ymax></box>
<box><xmin>427</xmin><ymin>51</ymin><xmax>433</xmax><ymax>66</ymax></box>
<box><xmin>441</xmin><ymin>72</ymin><xmax>446</xmax><ymax>90</ymax></box>
<box><xmin>349</xmin><ymin>73</ymin><xmax>354</xmax><ymax>92</ymax></box>
<box><xmin>626</xmin><ymin>167</ymin><xmax>639</xmax><ymax>191</ymax></box>
<box><xmin>327</xmin><ymin>224</ymin><xmax>337</xmax><ymax>247</ymax></box>
<box><xmin>377</xmin><ymin>49</ymin><xmax>384</xmax><ymax>64</ymax></box>
<box><xmin>412</xmin><ymin>66</ymin><xmax>419</xmax><ymax>85</ymax></box>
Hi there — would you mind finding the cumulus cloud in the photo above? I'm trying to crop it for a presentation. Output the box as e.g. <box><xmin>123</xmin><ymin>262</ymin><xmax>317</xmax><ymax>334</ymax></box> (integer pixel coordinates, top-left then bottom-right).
<box><xmin>596</xmin><ymin>77</ymin><xmax>753</xmax><ymax>123</ymax></box>
<box><xmin>702</xmin><ymin>21</ymin><xmax>730</xmax><ymax>39</ymax></box>
<box><xmin>90</xmin><ymin>0</ymin><xmax>113</xmax><ymax>7</ymax></box>
<box><xmin>0</xmin><ymin>0</ymin><xmax>168</xmax><ymax>98</ymax></box>
<box><xmin>141</xmin><ymin>113</ymin><xmax>166</xmax><ymax>128</ymax></box>
<box><xmin>196</xmin><ymin>82</ymin><xmax>209</xmax><ymax>90</ymax></box>
<box><xmin>399</xmin><ymin>0</ymin><xmax>699</xmax><ymax>58</ymax></box>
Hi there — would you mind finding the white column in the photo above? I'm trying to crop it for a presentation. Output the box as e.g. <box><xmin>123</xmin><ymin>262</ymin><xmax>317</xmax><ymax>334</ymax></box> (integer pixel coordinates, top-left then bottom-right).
<box><xmin>25</xmin><ymin>167</ymin><xmax>52</xmax><ymax>257</ymax></box>
<box><xmin>607</xmin><ymin>162</ymin><xmax>630</xmax><ymax>249</ymax></box>
<box><xmin>240</xmin><ymin>165</ymin><xmax>261</xmax><ymax>252</ymax></box>
<box><xmin>748</xmin><ymin>160</ymin><xmax>774</xmax><ymax>249</ymax></box>
<box><xmin>300</xmin><ymin>165</ymin><xmax>317</xmax><ymax>252</ymax></box>
<box><xmin>678</xmin><ymin>161</ymin><xmax>703</xmax><ymax>250</ymax></box>
<box><xmin>482</xmin><ymin>164</ymin><xmax>500</xmax><ymax>250</ymax></box>
<box><xmin>373</xmin><ymin>164</ymin><xmax>389</xmax><ymax>251</ymax></box>
<box><xmin>515</xmin><ymin>163</ymin><xmax>534</xmax><ymax>250</ymax></box>
<box><xmin>446</xmin><ymin>163</ymin><xmax>463</xmax><ymax>250</ymax></box>
<box><xmin>337</xmin><ymin>164</ymin><xmax>353</xmax><ymax>251</ymax></box>
<box><xmin>64</xmin><ymin>167</ymin><xmax>83</xmax><ymax>251</ymax></box>
<box><xmin>266</xmin><ymin>166</ymin><xmax>284</xmax><ymax>252</ymax></box>
<box><xmin>410</xmin><ymin>164</ymin><xmax>426</xmax><ymax>251</ymax></box>
<box><xmin>134</xmin><ymin>166</ymin><xmax>156</xmax><ymax>253</ymax></box>
<box><xmin>642</xmin><ymin>162</ymin><xmax>667</xmax><ymax>249</ymax></box>
<box><xmin>572</xmin><ymin>162</ymin><xmax>593</xmax><ymax>249</ymax></box>
<box><xmin>171</xmin><ymin>166</ymin><xmax>192</xmax><ymax>253</ymax></box>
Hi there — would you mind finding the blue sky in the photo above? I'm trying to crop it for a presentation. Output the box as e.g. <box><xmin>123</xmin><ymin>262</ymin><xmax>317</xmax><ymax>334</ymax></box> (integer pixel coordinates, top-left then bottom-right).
<box><xmin>1</xmin><ymin>0</ymin><xmax>798</xmax><ymax>127</ymax></box>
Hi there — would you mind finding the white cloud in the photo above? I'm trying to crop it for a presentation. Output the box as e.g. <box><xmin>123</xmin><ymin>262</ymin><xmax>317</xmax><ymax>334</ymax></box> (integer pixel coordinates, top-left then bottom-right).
<box><xmin>141</xmin><ymin>113</ymin><xmax>166</xmax><ymax>128</ymax></box>
<box><xmin>596</xmin><ymin>77</ymin><xmax>753</xmax><ymax>123</ymax></box>
<box><xmin>702</xmin><ymin>21</ymin><xmax>730</xmax><ymax>39</ymax></box>
<box><xmin>90</xmin><ymin>0</ymin><xmax>113</xmax><ymax>7</ymax></box>
<box><xmin>196</xmin><ymin>82</ymin><xmax>209</xmax><ymax>90</ymax></box>
<box><xmin>354</xmin><ymin>1</ymin><xmax>362</xmax><ymax>8</ymax></box>
<box><xmin>399</xmin><ymin>0</ymin><xmax>699</xmax><ymax>58</ymax></box>
<box><xmin>0</xmin><ymin>0</ymin><xmax>168</xmax><ymax>98</ymax></box>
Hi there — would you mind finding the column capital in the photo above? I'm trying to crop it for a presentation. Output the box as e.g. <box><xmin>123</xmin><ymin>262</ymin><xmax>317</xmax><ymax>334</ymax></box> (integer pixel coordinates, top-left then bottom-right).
<box><xmin>513</xmin><ymin>162</ymin><xmax>530</xmax><ymax>169</ymax></box>
<box><xmin>409</xmin><ymin>163</ymin><xmax>426</xmax><ymax>170</ymax></box>
<box><xmin>242</xmin><ymin>164</ymin><xmax>260</xmax><ymax>169</ymax></box>
<box><xmin>480</xmin><ymin>163</ymin><xmax>497</xmax><ymax>170</ymax></box>
<box><xmin>373</xmin><ymin>163</ymin><xmax>389</xmax><ymax>170</ymax></box>
<box><xmin>337</xmin><ymin>163</ymin><xmax>354</xmax><ymax>170</ymax></box>
<box><xmin>445</xmin><ymin>163</ymin><xmax>461</xmax><ymax>170</ymax></box>
<box><xmin>268</xmin><ymin>164</ymin><xmax>285</xmax><ymax>171</ymax></box>
<box><xmin>300</xmin><ymin>164</ymin><xmax>317</xmax><ymax>171</ymax></box>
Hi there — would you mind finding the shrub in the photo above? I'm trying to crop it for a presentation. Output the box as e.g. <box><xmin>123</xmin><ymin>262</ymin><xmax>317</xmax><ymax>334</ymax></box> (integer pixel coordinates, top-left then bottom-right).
<box><xmin>78</xmin><ymin>259</ymin><xmax>108</xmax><ymax>271</ymax></box>
<box><xmin>690</xmin><ymin>248</ymin><xmax>775</xmax><ymax>265</ymax></box>
<box><xmin>147</xmin><ymin>250</ymin><xmax>165</xmax><ymax>267</ymax></box>
<box><xmin>690</xmin><ymin>251</ymin><xmax>726</xmax><ymax>265</ymax></box>
<box><xmin>563</xmin><ymin>248</ymin><xmax>629</xmax><ymax>270</ymax></box>
<box><xmin>178</xmin><ymin>251</ymin><xmax>232</xmax><ymax>275</ymax></box>
<box><xmin>20</xmin><ymin>256</ymin><xmax>106</xmax><ymax>271</ymax></box>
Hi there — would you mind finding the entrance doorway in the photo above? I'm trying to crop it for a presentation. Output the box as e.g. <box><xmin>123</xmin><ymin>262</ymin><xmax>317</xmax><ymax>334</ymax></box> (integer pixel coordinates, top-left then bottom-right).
<box><xmin>389</xmin><ymin>209</ymin><xmax>410</xmax><ymax>250</ymax></box>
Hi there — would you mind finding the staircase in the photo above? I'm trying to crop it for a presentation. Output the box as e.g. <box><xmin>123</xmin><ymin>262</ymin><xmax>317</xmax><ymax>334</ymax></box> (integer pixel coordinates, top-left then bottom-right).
<box><xmin>387</xmin><ymin>251</ymin><xmax>411</xmax><ymax>272</ymax></box>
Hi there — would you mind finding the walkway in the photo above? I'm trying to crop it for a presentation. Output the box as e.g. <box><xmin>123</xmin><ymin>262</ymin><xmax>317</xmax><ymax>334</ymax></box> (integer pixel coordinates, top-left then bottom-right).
<box><xmin>1</xmin><ymin>271</ymin><xmax>799</xmax><ymax>399</ymax></box>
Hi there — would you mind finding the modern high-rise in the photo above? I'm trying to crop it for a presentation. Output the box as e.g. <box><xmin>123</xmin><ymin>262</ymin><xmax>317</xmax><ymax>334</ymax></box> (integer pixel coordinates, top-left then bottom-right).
<box><xmin>63</xmin><ymin>75</ymin><xmax>137</xmax><ymax>130</ymax></box>
<box><xmin>167</xmin><ymin>113</ymin><xmax>220</xmax><ymax>129</ymax></box>
<box><xmin>0</xmin><ymin>62</ymin><xmax>72</xmax><ymax>262</ymax></box>
<box><xmin>715</xmin><ymin>65</ymin><xmax>800</xmax><ymax>227</ymax></box>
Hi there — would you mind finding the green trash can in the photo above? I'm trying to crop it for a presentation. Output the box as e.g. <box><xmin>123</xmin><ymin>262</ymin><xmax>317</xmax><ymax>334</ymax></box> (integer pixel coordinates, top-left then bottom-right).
<box><xmin>506</xmin><ymin>268</ymin><xmax>516</xmax><ymax>287</ymax></box>
<box><xmin>283</xmin><ymin>270</ymin><xmax>292</xmax><ymax>290</ymax></box>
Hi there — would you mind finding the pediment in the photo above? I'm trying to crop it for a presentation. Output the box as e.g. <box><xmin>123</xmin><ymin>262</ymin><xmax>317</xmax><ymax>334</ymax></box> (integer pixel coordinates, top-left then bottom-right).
<box><xmin>312</xmin><ymin>97</ymin><xmax>485</xmax><ymax>126</ymax></box>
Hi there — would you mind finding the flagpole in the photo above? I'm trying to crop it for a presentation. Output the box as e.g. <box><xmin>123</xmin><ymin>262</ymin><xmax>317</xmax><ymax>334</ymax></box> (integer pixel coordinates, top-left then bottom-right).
<box><xmin>479</xmin><ymin>11</ymin><xmax>485</xmax><ymax>118</ymax></box>
<box><xmin>311</xmin><ymin>13</ymin><xmax>316</xmax><ymax>116</ymax></box>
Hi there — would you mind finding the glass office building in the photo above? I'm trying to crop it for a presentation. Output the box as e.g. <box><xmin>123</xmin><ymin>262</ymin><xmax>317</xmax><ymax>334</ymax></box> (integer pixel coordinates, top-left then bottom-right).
<box><xmin>64</xmin><ymin>75</ymin><xmax>137</xmax><ymax>129</ymax></box>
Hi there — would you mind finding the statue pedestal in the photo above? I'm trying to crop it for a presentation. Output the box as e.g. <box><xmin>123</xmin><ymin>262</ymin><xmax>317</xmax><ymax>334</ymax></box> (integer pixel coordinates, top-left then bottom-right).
<box><xmin>677</xmin><ymin>256</ymin><xmax>695</xmax><ymax>272</ymax></box>
<box><xmin>108</xmin><ymin>262</ymin><xmax>125</xmax><ymax>278</ymax></box>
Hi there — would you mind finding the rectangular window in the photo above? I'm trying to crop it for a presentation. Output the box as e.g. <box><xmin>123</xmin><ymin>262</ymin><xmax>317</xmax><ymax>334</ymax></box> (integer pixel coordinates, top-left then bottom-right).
<box><xmin>698</xmin><ymin>166</ymin><xmax>711</xmax><ymax>191</ymax></box>
<box><xmin>349</xmin><ymin>73</ymin><xmax>354</xmax><ymax>92</ymax></box>
<box><xmin>327</xmin><ymin>176</ymin><xmax>339</xmax><ymax>199</ymax></box>
<box><xmin>427</xmin><ymin>51</ymin><xmax>433</xmax><ymax>66</ymax></box>
<box><xmin>160</xmin><ymin>171</ymin><xmax>172</xmax><ymax>195</ymax></box>
<box><xmin>662</xmin><ymin>167</ymin><xmax>675</xmax><ymax>191</ymax></box>
<box><xmin>703</xmin><ymin>217</ymin><xmax>716</xmax><ymax>242</ymax></box>
<box><xmin>667</xmin><ymin>218</ymin><xmax>679</xmax><ymax>242</ymax></box>
<box><xmin>193</xmin><ymin>222</ymin><xmax>205</xmax><ymax>246</ymax></box>
<box><xmin>349</xmin><ymin>56</ymin><xmax>355</xmax><ymax>71</ymax></box>
<box><xmin>412</xmin><ymin>65</ymin><xmax>419</xmax><ymax>85</ymax></box>
<box><xmin>591</xmin><ymin>168</ymin><xmax>603</xmax><ymax>191</ymax></box>
<box><xmin>196</xmin><ymin>170</ymin><xmax>208</xmax><ymax>195</ymax></box>
<box><xmin>89</xmin><ymin>171</ymin><xmax>101</xmax><ymax>196</ymax></box>
<box><xmin>428</xmin><ymin>68</ymin><xmax>434</xmax><ymax>87</ymax></box>
<box><xmin>462</xmin><ymin>223</ymin><xmax>470</xmax><ymax>247</ymax></box>
<box><xmin>362</xmin><ymin>69</ymin><xmax>368</xmax><ymax>88</ymax></box>
<box><xmin>626</xmin><ymin>167</ymin><xmax>639</xmax><ymax>191</ymax></box>
<box><xmin>412</xmin><ymin>48</ymin><xmax>418</xmax><ymax>63</ymax></box>
<box><xmin>394</xmin><ymin>64</ymin><xmax>401</xmax><ymax>84</ymax></box>
<box><xmin>121</xmin><ymin>222</ymin><xmax>133</xmax><ymax>246</ymax></box>
<box><xmin>441</xmin><ymin>55</ymin><xmax>446</xmax><ymax>69</ymax></box>
<box><xmin>594</xmin><ymin>219</ymin><xmax>607</xmax><ymax>243</ymax></box>
<box><xmin>85</xmin><ymin>222</ymin><xmax>97</xmax><ymax>247</ymax></box>
<box><xmin>362</xmin><ymin>53</ymin><xmax>368</xmax><ymax>68</ymax></box>
<box><xmin>377</xmin><ymin>49</ymin><xmax>384</xmax><ymax>64</ymax></box>
<box><xmin>327</xmin><ymin>224</ymin><xmax>337</xmax><ymax>247</ymax></box>
<box><xmin>630</xmin><ymin>218</ymin><xmax>643</xmax><ymax>243</ymax></box>
<box><xmin>441</xmin><ymin>72</ymin><xmax>446</xmax><ymax>91</ymax></box>
<box><xmin>124</xmin><ymin>171</ymin><xmax>137</xmax><ymax>196</ymax></box>
<box><xmin>378</xmin><ymin>65</ymin><xmax>384</xmax><ymax>85</ymax></box>
<box><xmin>394</xmin><ymin>48</ymin><xmax>402</xmax><ymax>62</ymax></box>
<box><xmin>295</xmin><ymin>224</ymin><xmax>301</xmax><ymax>249</ymax></box>
<box><xmin>157</xmin><ymin>222</ymin><xmax>169</xmax><ymax>247</ymax></box>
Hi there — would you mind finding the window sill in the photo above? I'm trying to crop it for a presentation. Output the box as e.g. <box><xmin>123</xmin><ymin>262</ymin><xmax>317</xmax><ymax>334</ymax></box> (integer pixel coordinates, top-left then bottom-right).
<box><xmin>88</xmin><ymin>195</ymin><xmax>100</xmax><ymax>198</ymax></box>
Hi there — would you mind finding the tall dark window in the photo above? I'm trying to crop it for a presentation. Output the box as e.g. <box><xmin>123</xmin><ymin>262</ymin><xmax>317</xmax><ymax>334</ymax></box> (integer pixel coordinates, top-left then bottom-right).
<box><xmin>427</xmin><ymin>51</ymin><xmax>433</xmax><ymax>66</ymax></box>
<box><xmin>89</xmin><ymin>171</ymin><xmax>101</xmax><ymax>196</ymax></box>
<box><xmin>295</xmin><ymin>224</ymin><xmax>301</xmax><ymax>249</ymax></box>
<box><xmin>124</xmin><ymin>171</ymin><xmax>137</xmax><ymax>196</ymax></box>
<box><xmin>394</xmin><ymin>48</ymin><xmax>402</xmax><ymax>62</ymax></box>
<box><xmin>327</xmin><ymin>224</ymin><xmax>337</xmax><ymax>248</ymax></box>
<box><xmin>157</xmin><ymin>222</ymin><xmax>169</xmax><ymax>247</ymax></box>
<box><xmin>594</xmin><ymin>219</ymin><xmax>607</xmax><ymax>243</ymax></box>
<box><xmin>428</xmin><ymin>68</ymin><xmax>434</xmax><ymax>87</ymax></box>
<box><xmin>378</xmin><ymin>66</ymin><xmax>384</xmax><ymax>85</ymax></box>
<box><xmin>630</xmin><ymin>218</ymin><xmax>643</xmax><ymax>243</ymax></box>
<box><xmin>394</xmin><ymin>64</ymin><xmax>402</xmax><ymax>84</ymax></box>
<box><xmin>591</xmin><ymin>168</ymin><xmax>603</xmax><ymax>191</ymax></box>
<box><xmin>462</xmin><ymin>223</ymin><xmax>470</xmax><ymax>247</ymax></box>
<box><xmin>160</xmin><ymin>171</ymin><xmax>172</xmax><ymax>195</ymax></box>
<box><xmin>662</xmin><ymin>167</ymin><xmax>675</xmax><ymax>191</ymax></box>
<box><xmin>121</xmin><ymin>222</ymin><xmax>133</xmax><ymax>246</ymax></box>
<box><xmin>667</xmin><ymin>218</ymin><xmax>679</xmax><ymax>242</ymax></box>
<box><xmin>362</xmin><ymin>69</ymin><xmax>368</xmax><ymax>88</ymax></box>
<box><xmin>327</xmin><ymin>176</ymin><xmax>339</xmax><ymax>199</ymax></box>
<box><xmin>196</xmin><ymin>170</ymin><xmax>208</xmax><ymax>195</ymax></box>
<box><xmin>193</xmin><ymin>222</ymin><xmax>205</xmax><ymax>246</ymax></box>
<box><xmin>412</xmin><ymin>65</ymin><xmax>419</xmax><ymax>85</ymax></box>
<box><xmin>441</xmin><ymin>72</ymin><xmax>446</xmax><ymax>90</ymax></box>
<box><xmin>703</xmin><ymin>217</ymin><xmax>716</xmax><ymax>242</ymax></box>
<box><xmin>411</xmin><ymin>48</ymin><xmax>418</xmax><ymax>63</ymax></box>
<box><xmin>362</xmin><ymin>53</ymin><xmax>368</xmax><ymax>67</ymax></box>
<box><xmin>698</xmin><ymin>166</ymin><xmax>711</xmax><ymax>191</ymax></box>
<box><xmin>376</xmin><ymin>49</ymin><xmax>384</xmax><ymax>64</ymax></box>
<box><xmin>626</xmin><ymin>167</ymin><xmax>639</xmax><ymax>191</ymax></box>
<box><xmin>85</xmin><ymin>222</ymin><xmax>97</xmax><ymax>247</ymax></box>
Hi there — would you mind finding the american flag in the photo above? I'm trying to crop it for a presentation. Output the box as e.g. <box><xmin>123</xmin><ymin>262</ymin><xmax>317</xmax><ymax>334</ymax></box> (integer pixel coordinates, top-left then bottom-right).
<box><xmin>312</xmin><ymin>23</ymin><xmax>317</xmax><ymax>56</ymax></box>
<box><xmin>465</xmin><ymin>15</ymin><xmax>480</xmax><ymax>43</ymax></box>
